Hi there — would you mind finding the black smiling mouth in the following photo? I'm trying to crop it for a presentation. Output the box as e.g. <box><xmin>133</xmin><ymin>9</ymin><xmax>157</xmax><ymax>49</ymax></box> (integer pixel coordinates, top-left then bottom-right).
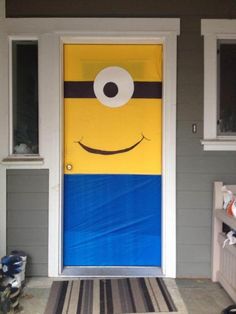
<box><xmin>74</xmin><ymin>134</ymin><xmax>149</xmax><ymax>155</ymax></box>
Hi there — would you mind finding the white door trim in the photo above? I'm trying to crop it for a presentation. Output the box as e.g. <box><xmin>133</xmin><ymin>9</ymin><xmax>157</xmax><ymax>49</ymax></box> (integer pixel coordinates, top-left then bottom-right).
<box><xmin>0</xmin><ymin>12</ymin><xmax>179</xmax><ymax>277</ymax></box>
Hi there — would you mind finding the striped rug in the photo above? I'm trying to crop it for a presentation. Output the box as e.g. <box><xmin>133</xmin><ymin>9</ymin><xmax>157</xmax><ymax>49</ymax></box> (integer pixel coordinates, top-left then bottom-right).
<box><xmin>44</xmin><ymin>278</ymin><xmax>177</xmax><ymax>314</ymax></box>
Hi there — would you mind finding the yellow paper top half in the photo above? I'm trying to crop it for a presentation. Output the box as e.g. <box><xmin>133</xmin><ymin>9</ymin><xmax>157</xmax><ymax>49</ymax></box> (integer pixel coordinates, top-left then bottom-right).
<box><xmin>64</xmin><ymin>44</ymin><xmax>162</xmax><ymax>82</ymax></box>
<box><xmin>64</xmin><ymin>44</ymin><xmax>163</xmax><ymax>175</ymax></box>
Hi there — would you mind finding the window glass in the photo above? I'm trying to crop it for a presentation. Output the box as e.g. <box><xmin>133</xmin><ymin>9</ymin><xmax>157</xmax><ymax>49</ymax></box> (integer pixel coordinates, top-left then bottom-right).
<box><xmin>12</xmin><ymin>40</ymin><xmax>38</xmax><ymax>154</ymax></box>
<box><xmin>217</xmin><ymin>41</ymin><xmax>236</xmax><ymax>135</ymax></box>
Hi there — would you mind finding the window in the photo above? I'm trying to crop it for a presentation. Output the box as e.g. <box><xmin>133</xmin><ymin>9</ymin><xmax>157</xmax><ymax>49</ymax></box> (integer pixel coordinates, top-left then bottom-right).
<box><xmin>201</xmin><ymin>20</ymin><xmax>236</xmax><ymax>150</ymax></box>
<box><xmin>217</xmin><ymin>41</ymin><xmax>236</xmax><ymax>135</ymax></box>
<box><xmin>11</xmin><ymin>40</ymin><xmax>39</xmax><ymax>155</ymax></box>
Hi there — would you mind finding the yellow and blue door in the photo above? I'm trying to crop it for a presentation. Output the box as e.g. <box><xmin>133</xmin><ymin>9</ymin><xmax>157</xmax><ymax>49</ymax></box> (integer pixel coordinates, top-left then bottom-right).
<box><xmin>63</xmin><ymin>44</ymin><xmax>163</xmax><ymax>266</ymax></box>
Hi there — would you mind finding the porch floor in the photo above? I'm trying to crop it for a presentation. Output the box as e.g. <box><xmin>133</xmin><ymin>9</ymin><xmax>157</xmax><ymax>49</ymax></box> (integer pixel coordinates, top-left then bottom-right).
<box><xmin>19</xmin><ymin>277</ymin><xmax>233</xmax><ymax>314</ymax></box>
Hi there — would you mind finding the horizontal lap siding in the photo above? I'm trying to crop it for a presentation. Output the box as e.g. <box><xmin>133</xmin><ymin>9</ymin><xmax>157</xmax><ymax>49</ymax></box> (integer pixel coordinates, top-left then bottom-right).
<box><xmin>6</xmin><ymin>169</ymin><xmax>49</xmax><ymax>276</ymax></box>
<box><xmin>5</xmin><ymin>1</ymin><xmax>236</xmax><ymax>17</ymax></box>
<box><xmin>176</xmin><ymin>18</ymin><xmax>236</xmax><ymax>276</ymax></box>
<box><xmin>5</xmin><ymin>0</ymin><xmax>236</xmax><ymax>278</ymax></box>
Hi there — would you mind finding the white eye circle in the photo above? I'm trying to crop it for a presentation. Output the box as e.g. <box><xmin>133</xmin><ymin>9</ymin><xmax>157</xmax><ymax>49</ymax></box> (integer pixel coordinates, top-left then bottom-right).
<box><xmin>93</xmin><ymin>66</ymin><xmax>134</xmax><ymax>108</ymax></box>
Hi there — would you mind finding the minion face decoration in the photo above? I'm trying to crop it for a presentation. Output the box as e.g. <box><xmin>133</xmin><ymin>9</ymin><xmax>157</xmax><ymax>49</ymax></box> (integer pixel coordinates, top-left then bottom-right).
<box><xmin>64</xmin><ymin>45</ymin><xmax>162</xmax><ymax>175</ymax></box>
<box><xmin>63</xmin><ymin>44</ymin><xmax>163</xmax><ymax>267</ymax></box>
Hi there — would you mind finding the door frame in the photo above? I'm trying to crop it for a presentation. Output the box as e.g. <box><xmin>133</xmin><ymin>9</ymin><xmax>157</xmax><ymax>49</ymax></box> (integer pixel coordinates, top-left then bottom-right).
<box><xmin>0</xmin><ymin>14</ymin><xmax>179</xmax><ymax>277</ymax></box>
<box><xmin>60</xmin><ymin>35</ymin><xmax>176</xmax><ymax>278</ymax></box>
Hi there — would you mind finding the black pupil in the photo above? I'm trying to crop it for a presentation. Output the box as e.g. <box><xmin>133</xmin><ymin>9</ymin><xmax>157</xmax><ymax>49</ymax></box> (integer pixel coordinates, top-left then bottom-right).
<box><xmin>103</xmin><ymin>82</ymin><xmax>119</xmax><ymax>98</ymax></box>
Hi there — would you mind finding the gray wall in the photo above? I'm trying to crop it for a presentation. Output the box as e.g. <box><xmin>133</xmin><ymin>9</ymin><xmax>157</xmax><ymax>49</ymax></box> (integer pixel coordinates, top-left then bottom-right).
<box><xmin>5</xmin><ymin>0</ymin><xmax>236</xmax><ymax>277</ymax></box>
<box><xmin>5</xmin><ymin>0</ymin><xmax>236</xmax><ymax>18</ymax></box>
<box><xmin>177</xmin><ymin>18</ymin><xmax>236</xmax><ymax>276</ymax></box>
<box><xmin>6</xmin><ymin>169</ymin><xmax>48</xmax><ymax>276</ymax></box>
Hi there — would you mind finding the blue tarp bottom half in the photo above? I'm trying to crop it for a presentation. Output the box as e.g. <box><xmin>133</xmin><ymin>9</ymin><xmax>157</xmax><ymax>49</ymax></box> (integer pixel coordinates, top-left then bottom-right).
<box><xmin>63</xmin><ymin>174</ymin><xmax>162</xmax><ymax>266</ymax></box>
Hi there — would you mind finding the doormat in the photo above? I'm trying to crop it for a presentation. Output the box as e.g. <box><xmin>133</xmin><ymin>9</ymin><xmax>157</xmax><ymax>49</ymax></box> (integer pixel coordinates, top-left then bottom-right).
<box><xmin>44</xmin><ymin>278</ymin><xmax>181</xmax><ymax>314</ymax></box>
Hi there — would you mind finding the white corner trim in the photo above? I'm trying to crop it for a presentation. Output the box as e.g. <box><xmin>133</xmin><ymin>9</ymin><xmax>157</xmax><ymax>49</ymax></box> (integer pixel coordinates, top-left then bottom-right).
<box><xmin>203</xmin><ymin>34</ymin><xmax>218</xmax><ymax>140</ymax></box>
<box><xmin>201</xmin><ymin>19</ymin><xmax>236</xmax><ymax>148</ymax></box>
<box><xmin>1</xmin><ymin>157</ymin><xmax>44</xmax><ymax>166</ymax></box>
<box><xmin>3</xmin><ymin>18</ymin><xmax>180</xmax><ymax>35</ymax></box>
<box><xmin>201</xmin><ymin>139</ymin><xmax>236</xmax><ymax>151</ymax></box>
<box><xmin>0</xmin><ymin>167</ymin><xmax>6</xmax><ymax>258</ymax></box>
<box><xmin>161</xmin><ymin>33</ymin><xmax>177</xmax><ymax>278</ymax></box>
<box><xmin>0</xmin><ymin>0</ymin><xmax>5</xmax><ymax>19</ymax></box>
<box><xmin>201</xmin><ymin>19</ymin><xmax>236</xmax><ymax>35</ymax></box>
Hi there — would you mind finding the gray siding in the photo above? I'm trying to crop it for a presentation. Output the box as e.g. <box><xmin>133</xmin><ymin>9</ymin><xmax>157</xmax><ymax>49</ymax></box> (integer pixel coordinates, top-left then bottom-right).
<box><xmin>177</xmin><ymin>17</ymin><xmax>236</xmax><ymax>276</ymax></box>
<box><xmin>5</xmin><ymin>1</ymin><xmax>236</xmax><ymax>18</ymax></box>
<box><xmin>5</xmin><ymin>0</ymin><xmax>236</xmax><ymax>277</ymax></box>
<box><xmin>6</xmin><ymin>169</ymin><xmax>49</xmax><ymax>276</ymax></box>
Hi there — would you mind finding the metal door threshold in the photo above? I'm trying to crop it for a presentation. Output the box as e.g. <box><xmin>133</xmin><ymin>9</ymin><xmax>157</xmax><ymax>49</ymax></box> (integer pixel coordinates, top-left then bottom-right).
<box><xmin>61</xmin><ymin>266</ymin><xmax>163</xmax><ymax>278</ymax></box>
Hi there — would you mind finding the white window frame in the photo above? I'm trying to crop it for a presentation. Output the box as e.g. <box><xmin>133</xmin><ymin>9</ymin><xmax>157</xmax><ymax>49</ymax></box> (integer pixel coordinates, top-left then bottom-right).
<box><xmin>201</xmin><ymin>19</ymin><xmax>236</xmax><ymax>151</ymax></box>
<box><xmin>0</xmin><ymin>11</ymin><xmax>179</xmax><ymax>278</ymax></box>
<box><xmin>9</xmin><ymin>36</ymin><xmax>40</xmax><ymax>157</ymax></box>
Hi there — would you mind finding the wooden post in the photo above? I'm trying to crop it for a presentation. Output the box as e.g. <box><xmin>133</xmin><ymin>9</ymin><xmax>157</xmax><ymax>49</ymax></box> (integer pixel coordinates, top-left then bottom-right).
<box><xmin>212</xmin><ymin>181</ymin><xmax>223</xmax><ymax>282</ymax></box>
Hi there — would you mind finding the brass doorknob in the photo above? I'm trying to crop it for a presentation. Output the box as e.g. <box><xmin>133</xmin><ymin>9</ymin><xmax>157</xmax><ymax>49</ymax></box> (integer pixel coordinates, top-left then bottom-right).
<box><xmin>66</xmin><ymin>164</ymin><xmax>73</xmax><ymax>171</ymax></box>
